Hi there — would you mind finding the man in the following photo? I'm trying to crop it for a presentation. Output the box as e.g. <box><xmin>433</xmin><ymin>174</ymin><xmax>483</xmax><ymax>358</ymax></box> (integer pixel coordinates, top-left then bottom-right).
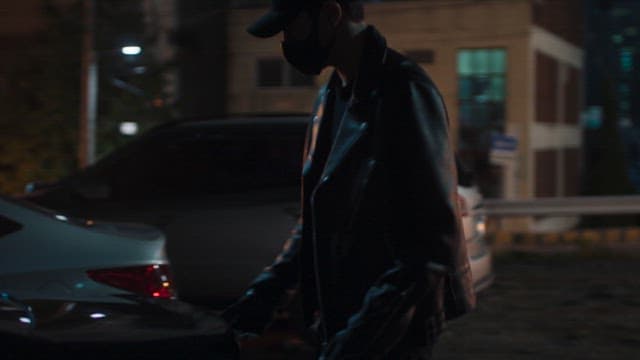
<box><xmin>221</xmin><ymin>1</ymin><xmax>476</xmax><ymax>358</ymax></box>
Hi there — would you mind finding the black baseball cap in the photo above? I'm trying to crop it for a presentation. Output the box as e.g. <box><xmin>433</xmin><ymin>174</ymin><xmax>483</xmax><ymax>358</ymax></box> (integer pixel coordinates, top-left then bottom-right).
<box><xmin>247</xmin><ymin>0</ymin><xmax>354</xmax><ymax>38</ymax></box>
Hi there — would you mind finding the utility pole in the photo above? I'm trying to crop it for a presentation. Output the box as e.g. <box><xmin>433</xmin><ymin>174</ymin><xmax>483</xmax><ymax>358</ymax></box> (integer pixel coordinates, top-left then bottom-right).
<box><xmin>79</xmin><ymin>0</ymin><xmax>97</xmax><ymax>168</ymax></box>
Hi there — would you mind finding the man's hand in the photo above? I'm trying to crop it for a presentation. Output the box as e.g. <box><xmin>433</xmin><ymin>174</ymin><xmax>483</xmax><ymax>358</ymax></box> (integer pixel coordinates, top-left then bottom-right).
<box><xmin>219</xmin><ymin>290</ymin><xmax>276</xmax><ymax>335</ymax></box>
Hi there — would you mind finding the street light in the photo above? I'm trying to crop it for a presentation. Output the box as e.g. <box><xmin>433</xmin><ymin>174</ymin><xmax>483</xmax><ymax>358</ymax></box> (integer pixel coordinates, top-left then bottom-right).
<box><xmin>78</xmin><ymin>0</ymin><xmax>142</xmax><ymax>168</ymax></box>
<box><xmin>119</xmin><ymin>122</ymin><xmax>139</xmax><ymax>136</ymax></box>
<box><xmin>121</xmin><ymin>46</ymin><xmax>142</xmax><ymax>56</ymax></box>
<box><xmin>78</xmin><ymin>0</ymin><xmax>97</xmax><ymax>169</ymax></box>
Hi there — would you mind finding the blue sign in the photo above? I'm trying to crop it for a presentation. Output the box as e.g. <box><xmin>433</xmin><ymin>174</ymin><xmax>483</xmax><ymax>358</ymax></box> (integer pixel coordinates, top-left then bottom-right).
<box><xmin>490</xmin><ymin>133</ymin><xmax>518</xmax><ymax>152</ymax></box>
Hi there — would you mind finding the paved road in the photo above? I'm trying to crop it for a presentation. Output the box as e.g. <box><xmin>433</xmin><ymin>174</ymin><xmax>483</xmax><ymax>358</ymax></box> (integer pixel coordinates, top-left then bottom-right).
<box><xmin>435</xmin><ymin>249</ymin><xmax>640</xmax><ymax>360</ymax></box>
<box><xmin>237</xmin><ymin>248</ymin><xmax>640</xmax><ymax>359</ymax></box>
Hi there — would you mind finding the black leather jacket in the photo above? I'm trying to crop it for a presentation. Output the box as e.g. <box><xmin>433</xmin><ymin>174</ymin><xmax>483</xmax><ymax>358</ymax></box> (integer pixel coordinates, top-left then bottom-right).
<box><xmin>222</xmin><ymin>26</ymin><xmax>476</xmax><ymax>358</ymax></box>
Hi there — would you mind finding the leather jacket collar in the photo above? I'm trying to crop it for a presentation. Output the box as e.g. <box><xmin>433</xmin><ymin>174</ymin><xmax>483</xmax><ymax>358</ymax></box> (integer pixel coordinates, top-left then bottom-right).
<box><xmin>306</xmin><ymin>26</ymin><xmax>389</xmax><ymax>183</ymax></box>
<box><xmin>327</xmin><ymin>25</ymin><xmax>388</xmax><ymax>111</ymax></box>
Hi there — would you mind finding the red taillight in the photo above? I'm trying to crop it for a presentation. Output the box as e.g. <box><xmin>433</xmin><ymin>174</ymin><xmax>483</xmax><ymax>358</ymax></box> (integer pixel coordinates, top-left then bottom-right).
<box><xmin>87</xmin><ymin>264</ymin><xmax>177</xmax><ymax>299</ymax></box>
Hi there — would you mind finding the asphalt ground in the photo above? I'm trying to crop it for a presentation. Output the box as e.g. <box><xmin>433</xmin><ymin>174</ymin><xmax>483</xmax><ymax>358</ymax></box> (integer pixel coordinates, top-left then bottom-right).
<box><xmin>236</xmin><ymin>246</ymin><xmax>640</xmax><ymax>359</ymax></box>
<box><xmin>433</xmin><ymin>248</ymin><xmax>640</xmax><ymax>360</ymax></box>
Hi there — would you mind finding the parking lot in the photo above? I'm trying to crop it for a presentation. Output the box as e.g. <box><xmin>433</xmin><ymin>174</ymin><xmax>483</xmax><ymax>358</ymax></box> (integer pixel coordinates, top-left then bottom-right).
<box><xmin>239</xmin><ymin>246</ymin><xmax>640</xmax><ymax>359</ymax></box>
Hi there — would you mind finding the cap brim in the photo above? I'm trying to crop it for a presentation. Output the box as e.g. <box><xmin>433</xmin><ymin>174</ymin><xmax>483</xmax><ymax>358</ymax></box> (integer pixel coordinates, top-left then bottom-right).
<box><xmin>247</xmin><ymin>10</ymin><xmax>294</xmax><ymax>38</ymax></box>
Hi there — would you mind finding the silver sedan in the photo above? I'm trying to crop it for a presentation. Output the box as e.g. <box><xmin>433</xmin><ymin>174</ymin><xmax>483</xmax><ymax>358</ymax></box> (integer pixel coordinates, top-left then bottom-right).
<box><xmin>0</xmin><ymin>195</ymin><xmax>176</xmax><ymax>303</ymax></box>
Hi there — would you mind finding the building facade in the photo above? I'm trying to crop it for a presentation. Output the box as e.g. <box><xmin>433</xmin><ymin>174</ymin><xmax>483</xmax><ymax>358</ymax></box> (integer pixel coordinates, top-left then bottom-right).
<box><xmin>585</xmin><ymin>0</ymin><xmax>640</xmax><ymax>193</ymax></box>
<box><xmin>226</xmin><ymin>0</ymin><xmax>584</xmax><ymax>231</ymax></box>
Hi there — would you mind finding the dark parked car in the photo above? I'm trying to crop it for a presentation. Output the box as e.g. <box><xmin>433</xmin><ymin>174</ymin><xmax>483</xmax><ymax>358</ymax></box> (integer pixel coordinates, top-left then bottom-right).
<box><xmin>21</xmin><ymin>117</ymin><xmax>306</xmax><ymax>306</ymax></box>
<box><xmin>19</xmin><ymin>116</ymin><xmax>493</xmax><ymax>306</ymax></box>
<box><xmin>0</xmin><ymin>292</ymin><xmax>237</xmax><ymax>359</ymax></box>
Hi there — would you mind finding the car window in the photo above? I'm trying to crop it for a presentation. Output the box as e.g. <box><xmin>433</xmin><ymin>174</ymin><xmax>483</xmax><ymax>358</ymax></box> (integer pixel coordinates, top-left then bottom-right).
<box><xmin>108</xmin><ymin>128</ymin><xmax>305</xmax><ymax>199</ymax></box>
<box><xmin>0</xmin><ymin>215</ymin><xmax>23</xmax><ymax>237</ymax></box>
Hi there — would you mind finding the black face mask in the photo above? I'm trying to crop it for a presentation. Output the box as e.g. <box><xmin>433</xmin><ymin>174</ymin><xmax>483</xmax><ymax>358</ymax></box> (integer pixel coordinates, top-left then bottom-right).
<box><xmin>281</xmin><ymin>10</ymin><xmax>334</xmax><ymax>75</ymax></box>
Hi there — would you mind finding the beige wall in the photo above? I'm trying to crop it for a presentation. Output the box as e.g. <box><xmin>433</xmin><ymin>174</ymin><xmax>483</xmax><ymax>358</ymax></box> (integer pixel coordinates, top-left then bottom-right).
<box><xmin>226</xmin><ymin>1</ymin><xmax>582</xmax><ymax>223</ymax></box>
<box><xmin>227</xmin><ymin>8</ymin><xmax>320</xmax><ymax>115</ymax></box>
<box><xmin>366</xmin><ymin>0</ymin><xmax>532</xmax><ymax>200</ymax></box>
<box><xmin>228</xmin><ymin>0</ymin><xmax>532</xmax><ymax>141</ymax></box>
<box><xmin>227</xmin><ymin>0</ymin><xmax>533</xmax><ymax>200</ymax></box>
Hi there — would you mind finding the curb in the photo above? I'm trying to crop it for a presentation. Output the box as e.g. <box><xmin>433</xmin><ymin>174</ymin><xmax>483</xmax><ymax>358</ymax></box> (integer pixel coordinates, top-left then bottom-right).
<box><xmin>488</xmin><ymin>227</ymin><xmax>640</xmax><ymax>250</ymax></box>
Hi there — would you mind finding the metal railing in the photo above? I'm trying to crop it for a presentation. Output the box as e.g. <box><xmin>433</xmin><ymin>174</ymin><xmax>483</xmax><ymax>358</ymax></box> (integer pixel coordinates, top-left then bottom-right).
<box><xmin>478</xmin><ymin>195</ymin><xmax>640</xmax><ymax>217</ymax></box>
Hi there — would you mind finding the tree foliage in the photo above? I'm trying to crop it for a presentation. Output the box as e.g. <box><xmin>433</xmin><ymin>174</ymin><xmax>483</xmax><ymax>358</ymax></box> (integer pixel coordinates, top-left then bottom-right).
<box><xmin>0</xmin><ymin>0</ymin><xmax>173</xmax><ymax>195</ymax></box>
<box><xmin>0</xmin><ymin>1</ymin><xmax>82</xmax><ymax>195</ymax></box>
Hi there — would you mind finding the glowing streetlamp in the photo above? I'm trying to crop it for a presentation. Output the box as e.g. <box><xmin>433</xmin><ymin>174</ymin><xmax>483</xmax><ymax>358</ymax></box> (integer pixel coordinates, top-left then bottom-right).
<box><xmin>121</xmin><ymin>46</ymin><xmax>142</xmax><ymax>56</ymax></box>
<box><xmin>119</xmin><ymin>122</ymin><xmax>139</xmax><ymax>136</ymax></box>
<box><xmin>79</xmin><ymin>1</ymin><xmax>143</xmax><ymax>168</ymax></box>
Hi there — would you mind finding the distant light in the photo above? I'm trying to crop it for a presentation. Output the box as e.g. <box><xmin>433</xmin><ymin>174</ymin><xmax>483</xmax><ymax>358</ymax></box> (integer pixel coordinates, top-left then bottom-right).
<box><xmin>151</xmin><ymin>98</ymin><xmax>165</xmax><ymax>108</ymax></box>
<box><xmin>582</xmin><ymin>106</ymin><xmax>603</xmax><ymax>130</ymax></box>
<box><xmin>132</xmin><ymin>66</ymin><xmax>147</xmax><ymax>74</ymax></box>
<box><xmin>55</xmin><ymin>215</ymin><xmax>68</xmax><ymax>222</ymax></box>
<box><xmin>119</xmin><ymin>122</ymin><xmax>138</xmax><ymax>136</ymax></box>
<box><xmin>19</xmin><ymin>317</ymin><xmax>32</xmax><ymax>324</ymax></box>
<box><xmin>620</xmin><ymin>48</ymin><xmax>634</xmax><ymax>73</ymax></box>
<box><xmin>612</xmin><ymin>34</ymin><xmax>624</xmax><ymax>44</ymax></box>
<box><xmin>620</xmin><ymin>117</ymin><xmax>633</xmax><ymax>128</ymax></box>
<box><xmin>121</xmin><ymin>46</ymin><xmax>142</xmax><ymax>56</ymax></box>
<box><xmin>90</xmin><ymin>313</ymin><xmax>107</xmax><ymax>319</ymax></box>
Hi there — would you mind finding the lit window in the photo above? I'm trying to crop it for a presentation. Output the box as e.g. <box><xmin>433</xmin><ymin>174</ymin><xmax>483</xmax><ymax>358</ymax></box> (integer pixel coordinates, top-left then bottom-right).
<box><xmin>457</xmin><ymin>48</ymin><xmax>507</xmax><ymax>198</ymax></box>
<box><xmin>620</xmin><ymin>48</ymin><xmax>634</xmax><ymax>73</ymax></box>
<box><xmin>457</xmin><ymin>49</ymin><xmax>506</xmax><ymax>127</ymax></box>
<box><xmin>612</xmin><ymin>34</ymin><xmax>624</xmax><ymax>44</ymax></box>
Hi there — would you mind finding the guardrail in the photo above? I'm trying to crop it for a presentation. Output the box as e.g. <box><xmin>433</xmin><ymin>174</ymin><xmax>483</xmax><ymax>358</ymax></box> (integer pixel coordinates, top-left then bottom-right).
<box><xmin>477</xmin><ymin>195</ymin><xmax>640</xmax><ymax>217</ymax></box>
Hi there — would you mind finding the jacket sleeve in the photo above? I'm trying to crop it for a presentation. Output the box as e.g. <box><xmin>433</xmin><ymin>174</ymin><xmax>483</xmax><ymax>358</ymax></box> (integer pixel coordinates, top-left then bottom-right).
<box><xmin>220</xmin><ymin>218</ymin><xmax>303</xmax><ymax>334</ymax></box>
<box><xmin>321</xmin><ymin>71</ymin><xmax>462</xmax><ymax>359</ymax></box>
